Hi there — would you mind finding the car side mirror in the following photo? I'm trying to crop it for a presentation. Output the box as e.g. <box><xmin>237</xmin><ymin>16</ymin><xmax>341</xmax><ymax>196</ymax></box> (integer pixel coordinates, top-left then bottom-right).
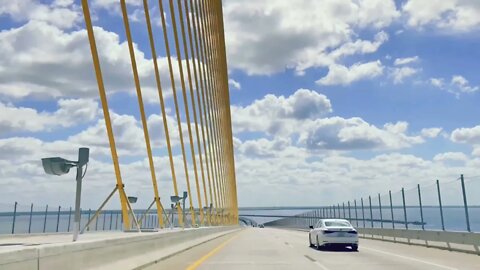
<box><xmin>309</xmin><ymin>225</ymin><xmax>313</xmax><ymax>229</ymax></box>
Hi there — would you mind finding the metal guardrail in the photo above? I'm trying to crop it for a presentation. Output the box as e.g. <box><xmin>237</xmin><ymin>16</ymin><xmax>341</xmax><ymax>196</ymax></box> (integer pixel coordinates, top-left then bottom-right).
<box><xmin>0</xmin><ymin>203</ymin><xmax>215</xmax><ymax>235</ymax></box>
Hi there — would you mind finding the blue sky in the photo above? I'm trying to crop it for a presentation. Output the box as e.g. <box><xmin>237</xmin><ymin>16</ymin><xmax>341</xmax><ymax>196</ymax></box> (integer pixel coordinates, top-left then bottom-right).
<box><xmin>1</xmin><ymin>0</ymin><xmax>480</xmax><ymax>209</ymax></box>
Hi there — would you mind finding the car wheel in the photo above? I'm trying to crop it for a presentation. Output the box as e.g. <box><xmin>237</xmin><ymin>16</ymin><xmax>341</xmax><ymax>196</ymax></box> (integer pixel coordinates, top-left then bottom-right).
<box><xmin>316</xmin><ymin>236</ymin><xmax>322</xmax><ymax>250</ymax></box>
<box><xmin>351</xmin><ymin>244</ymin><xmax>358</xmax><ymax>251</ymax></box>
<box><xmin>309</xmin><ymin>234</ymin><xmax>314</xmax><ymax>247</ymax></box>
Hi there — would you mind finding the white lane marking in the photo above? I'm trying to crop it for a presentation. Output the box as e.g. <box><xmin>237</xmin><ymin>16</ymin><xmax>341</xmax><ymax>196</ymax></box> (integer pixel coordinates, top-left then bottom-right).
<box><xmin>313</xmin><ymin>260</ymin><xmax>330</xmax><ymax>270</ymax></box>
<box><xmin>362</xmin><ymin>246</ymin><xmax>459</xmax><ymax>270</ymax></box>
<box><xmin>304</xmin><ymin>255</ymin><xmax>330</xmax><ymax>270</ymax></box>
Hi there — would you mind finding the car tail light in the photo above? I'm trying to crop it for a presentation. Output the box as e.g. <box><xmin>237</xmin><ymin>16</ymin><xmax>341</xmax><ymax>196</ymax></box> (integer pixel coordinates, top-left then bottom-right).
<box><xmin>348</xmin><ymin>230</ymin><xmax>358</xmax><ymax>234</ymax></box>
<box><xmin>322</xmin><ymin>230</ymin><xmax>335</xmax><ymax>234</ymax></box>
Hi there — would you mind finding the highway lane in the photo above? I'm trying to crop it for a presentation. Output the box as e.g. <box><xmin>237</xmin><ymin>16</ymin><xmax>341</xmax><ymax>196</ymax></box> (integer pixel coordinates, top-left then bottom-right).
<box><xmin>144</xmin><ymin>227</ymin><xmax>480</xmax><ymax>270</ymax></box>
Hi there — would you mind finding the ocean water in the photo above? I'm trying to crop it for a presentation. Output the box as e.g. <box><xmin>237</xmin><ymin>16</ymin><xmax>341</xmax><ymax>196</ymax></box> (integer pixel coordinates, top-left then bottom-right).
<box><xmin>239</xmin><ymin>206</ymin><xmax>480</xmax><ymax>232</ymax></box>
<box><xmin>0</xmin><ymin>206</ymin><xmax>478</xmax><ymax>234</ymax></box>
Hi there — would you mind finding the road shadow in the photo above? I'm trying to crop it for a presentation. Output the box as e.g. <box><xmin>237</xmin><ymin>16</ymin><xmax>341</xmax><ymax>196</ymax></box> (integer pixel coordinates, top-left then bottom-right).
<box><xmin>310</xmin><ymin>246</ymin><xmax>358</xmax><ymax>252</ymax></box>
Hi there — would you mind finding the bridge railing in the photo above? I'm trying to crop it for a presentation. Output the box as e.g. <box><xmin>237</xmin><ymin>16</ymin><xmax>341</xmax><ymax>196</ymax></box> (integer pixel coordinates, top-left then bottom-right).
<box><xmin>0</xmin><ymin>201</ymin><xmax>227</xmax><ymax>235</ymax></box>
<box><xmin>266</xmin><ymin>174</ymin><xmax>480</xmax><ymax>232</ymax></box>
<box><xmin>263</xmin><ymin>174</ymin><xmax>480</xmax><ymax>254</ymax></box>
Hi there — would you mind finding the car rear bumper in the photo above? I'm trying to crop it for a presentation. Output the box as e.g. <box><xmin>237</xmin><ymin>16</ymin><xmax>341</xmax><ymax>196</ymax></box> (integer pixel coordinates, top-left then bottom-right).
<box><xmin>319</xmin><ymin>237</ymin><xmax>358</xmax><ymax>245</ymax></box>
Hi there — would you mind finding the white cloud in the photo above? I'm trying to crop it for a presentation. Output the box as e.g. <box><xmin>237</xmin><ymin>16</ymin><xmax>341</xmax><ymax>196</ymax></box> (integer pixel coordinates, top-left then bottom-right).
<box><xmin>231</xmin><ymin>89</ymin><xmax>332</xmax><ymax>136</ymax></box>
<box><xmin>451</xmin><ymin>75</ymin><xmax>479</xmax><ymax>93</ymax></box>
<box><xmin>451</xmin><ymin>125</ymin><xmax>480</xmax><ymax>144</ymax></box>
<box><xmin>0</xmin><ymin>99</ymin><xmax>98</xmax><ymax>134</ymax></box>
<box><xmin>433</xmin><ymin>152</ymin><xmax>468</xmax><ymax>162</ymax></box>
<box><xmin>430</xmin><ymin>78</ymin><xmax>445</xmax><ymax>88</ymax></box>
<box><xmin>0</xmin><ymin>20</ymin><xmax>190</xmax><ymax>103</ymax></box>
<box><xmin>228</xmin><ymin>79</ymin><xmax>241</xmax><ymax>90</ymax></box>
<box><xmin>390</xmin><ymin>66</ymin><xmax>419</xmax><ymax>84</ymax></box>
<box><xmin>0</xmin><ymin>0</ymin><xmax>80</xmax><ymax>29</ymax></box>
<box><xmin>394</xmin><ymin>56</ymin><xmax>419</xmax><ymax>66</ymax></box>
<box><xmin>403</xmin><ymin>0</ymin><xmax>480</xmax><ymax>32</ymax></box>
<box><xmin>232</xmin><ymin>89</ymin><xmax>425</xmax><ymax>151</ymax></box>
<box><xmin>429</xmin><ymin>75</ymin><xmax>479</xmax><ymax>95</ymax></box>
<box><xmin>316</xmin><ymin>60</ymin><xmax>384</xmax><ymax>86</ymax></box>
<box><xmin>233</xmin><ymin>139</ymin><xmax>480</xmax><ymax>206</ymax></box>
<box><xmin>223</xmin><ymin>0</ymin><xmax>398</xmax><ymax>75</ymax></box>
<box><xmin>421</xmin><ymin>127</ymin><xmax>443</xmax><ymax>138</ymax></box>
<box><xmin>299</xmin><ymin>119</ymin><xmax>424</xmax><ymax>151</ymax></box>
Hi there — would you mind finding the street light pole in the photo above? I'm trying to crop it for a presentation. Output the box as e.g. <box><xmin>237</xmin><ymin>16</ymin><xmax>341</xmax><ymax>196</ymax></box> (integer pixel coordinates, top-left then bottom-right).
<box><xmin>73</xmin><ymin>162</ymin><xmax>83</xmax><ymax>241</ymax></box>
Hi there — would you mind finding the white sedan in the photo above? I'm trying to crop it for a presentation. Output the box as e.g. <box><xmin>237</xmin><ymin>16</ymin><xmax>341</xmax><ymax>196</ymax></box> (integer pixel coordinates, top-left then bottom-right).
<box><xmin>309</xmin><ymin>219</ymin><xmax>359</xmax><ymax>251</ymax></box>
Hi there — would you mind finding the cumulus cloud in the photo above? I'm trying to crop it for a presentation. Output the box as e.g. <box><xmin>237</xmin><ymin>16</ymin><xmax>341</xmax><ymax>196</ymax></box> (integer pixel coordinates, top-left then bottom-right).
<box><xmin>316</xmin><ymin>60</ymin><xmax>384</xmax><ymax>86</ymax></box>
<box><xmin>389</xmin><ymin>66</ymin><xmax>419</xmax><ymax>84</ymax></box>
<box><xmin>232</xmin><ymin>89</ymin><xmax>426</xmax><ymax>151</ymax></box>
<box><xmin>403</xmin><ymin>0</ymin><xmax>480</xmax><ymax>32</ymax></box>
<box><xmin>421</xmin><ymin>127</ymin><xmax>443</xmax><ymax>138</ymax></box>
<box><xmin>223</xmin><ymin>0</ymin><xmax>398</xmax><ymax>75</ymax></box>
<box><xmin>451</xmin><ymin>75</ymin><xmax>479</xmax><ymax>93</ymax></box>
<box><xmin>0</xmin><ymin>20</ymin><xmax>189</xmax><ymax>102</ymax></box>
<box><xmin>299</xmin><ymin>119</ymin><xmax>424</xmax><ymax>150</ymax></box>
<box><xmin>228</xmin><ymin>79</ymin><xmax>241</xmax><ymax>90</ymax></box>
<box><xmin>0</xmin><ymin>0</ymin><xmax>80</xmax><ymax>29</ymax></box>
<box><xmin>231</xmin><ymin>89</ymin><xmax>332</xmax><ymax>136</ymax></box>
<box><xmin>433</xmin><ymin>152</ymin><xmax>468</xmax><ymax>162</ymax></box>
<box><xmin>0</xmin><ymin>99</ymin><xmax>98</xmax><ymax>134</ymax></box>
<box><xmin>451</xmin><ymin>125</ymin><xmax>480</xmax><ymax>144</ymax></box>
<box><xmin>429</xmin><ymin>75</ymin><xmax>479</xmax><ymax>95</ymax></box>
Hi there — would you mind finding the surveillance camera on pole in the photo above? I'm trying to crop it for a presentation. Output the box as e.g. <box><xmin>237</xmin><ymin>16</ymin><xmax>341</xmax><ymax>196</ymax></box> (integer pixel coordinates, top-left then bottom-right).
<box><xmin>41</xmin><ymin>147</ymin><xmax>89</xmax><ymax>242</ymax></box>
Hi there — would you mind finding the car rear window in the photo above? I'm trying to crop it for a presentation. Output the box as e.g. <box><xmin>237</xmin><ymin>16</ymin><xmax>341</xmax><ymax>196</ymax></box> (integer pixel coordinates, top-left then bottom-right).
<box><xmin>324</xmin><ymin>221</ymin><xmax>350</xmax><ymax>227</ymax></box>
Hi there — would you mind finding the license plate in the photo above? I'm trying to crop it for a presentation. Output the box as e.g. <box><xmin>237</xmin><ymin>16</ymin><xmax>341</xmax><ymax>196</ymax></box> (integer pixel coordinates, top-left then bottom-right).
<box><xmin>337</xmin><ymin>232</ymin><xmax>346</xmax><ymax>237</ymax></box>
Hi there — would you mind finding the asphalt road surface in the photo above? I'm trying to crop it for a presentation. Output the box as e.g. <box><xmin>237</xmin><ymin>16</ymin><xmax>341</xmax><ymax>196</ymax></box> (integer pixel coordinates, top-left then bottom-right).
<box><xmin>144</xmin><ymin>227</ymin><xmax>480</xmax><ymax>270</ymax></box>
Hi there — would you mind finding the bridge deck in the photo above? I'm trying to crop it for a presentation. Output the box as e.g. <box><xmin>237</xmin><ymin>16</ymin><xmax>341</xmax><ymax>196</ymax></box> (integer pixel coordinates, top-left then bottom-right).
<box><xmin>147</xmin><ymin>227</ymin><xmax>480</xmax><ymax>270</ymax></box>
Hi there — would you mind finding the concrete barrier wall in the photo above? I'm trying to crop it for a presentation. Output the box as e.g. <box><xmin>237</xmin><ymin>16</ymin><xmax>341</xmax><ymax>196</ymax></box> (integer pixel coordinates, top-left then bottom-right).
<box><xmin>358</xmin><ymin>228</ymin><xmax>480</xmax><ymax>254</ymax></box>
<box><xmin>0</xmin><ymin>226</ymin><xmax>239</xmax><ymax>270</ymax></box>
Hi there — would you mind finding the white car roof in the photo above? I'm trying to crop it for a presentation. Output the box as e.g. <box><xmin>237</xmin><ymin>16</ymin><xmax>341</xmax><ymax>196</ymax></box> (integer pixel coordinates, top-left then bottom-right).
<box><xmin>322</xmin><ymin>219</ymin><xmax>350</xmax><ymax>223</ymax></box>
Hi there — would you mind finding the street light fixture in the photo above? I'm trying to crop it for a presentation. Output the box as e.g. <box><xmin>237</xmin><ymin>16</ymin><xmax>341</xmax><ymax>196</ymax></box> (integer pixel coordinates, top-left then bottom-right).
<box><xmin>41</xmin><ymin>147</ymin><xmax>89</xmax><ymax>242</ymax></box>
<box><xmin>170</xmin><ymin>191</ymin><xmax>188</xmax><ymax>228</ymax></box>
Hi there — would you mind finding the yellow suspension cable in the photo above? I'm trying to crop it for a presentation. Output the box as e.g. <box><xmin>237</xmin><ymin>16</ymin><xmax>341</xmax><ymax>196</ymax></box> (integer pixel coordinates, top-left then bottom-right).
<box><xmin>142</xmin><ymin>0</ymin><xmax>180</xmax><ymax>226</ymax></box>
<box><xmin>81</xmin><ymin>0</ymin><xmax>130</xmax><ymax>229</ymax></box>
<box><xmin>175</xmin><ymin>0</ymin><xmax>205</xmax><ymax>226</ymax></box>
<box><xmin>158</xmin><ymin>0</ymin><xmax>190</xmax><ymax>226</ymax></box>
<box><xmin>120</xmin><ymin>0</ymin><xmax>164</xmax><ymax>228</ymax></box>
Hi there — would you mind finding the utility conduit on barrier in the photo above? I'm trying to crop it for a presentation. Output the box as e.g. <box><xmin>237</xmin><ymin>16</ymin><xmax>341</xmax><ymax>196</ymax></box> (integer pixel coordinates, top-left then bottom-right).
<box><xmin>0</xmin><ymin>226</ymin><xmax>241</xmax><ymax>270</ymax></box>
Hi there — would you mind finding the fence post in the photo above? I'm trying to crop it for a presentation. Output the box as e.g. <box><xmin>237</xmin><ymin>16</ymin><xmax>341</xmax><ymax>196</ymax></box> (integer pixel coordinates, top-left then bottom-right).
<box><xmin>12</xmin><ymin>201</ymin><xmax>18</xmax><ymax>234</ymax></box>
<box><xmin>378</xmin><ymin>193</ymin><xmax>383</xmax><ymax>229</ymax></box>
<box><xmin>28</xmin><ymin>203</ymin><xmax>33</xmax><ymax>233</ymax></box>
<box><xmin>102</xmin><ymin>212</ymin><xmax>106</xmax><ymax>230</ymax></box>
<box><xmin>43</xmin><ymin>204</ymin><xmax>48</xmax><ymax>233</ymax></box>
<box><xmin>436</xmin><ymin>180</ymin><xmax>445</xmax><ymax>231</ymax></box>
<box><xmin>67</xmin><ymin>207</ymin><xmax>72</xmax><ymax>232</ymax></box>
<box><xmin>361</xmin><ymin>198</ymin><xmax>365</xmax><ymax>228</ymax></box>
<box><xmin>333</xmin><ymin>205</ymin><xmax>336</xmax><ymax>218</ymax></box>
<box><xmin>115</xmin><ymin>212</ymin><xmax>119</xmax><ymax>230</ymax></box>
<box><xmin>369</xmin><ymin>196</ymin><xmax>374</xmax><ymax>228</ymax></box>
<box><xmin>354</xmin><ymin>199</ymin><xmax>359</xmax><ymax>227</ymax></box>
<box><xmin>342</xmin><ymin>202</ymin><xmax>346</xmax><ymax>218</ymax></box>
<box><xmin>95</xmin><ymin>211</ymin><xmax>99</xmax><ymax>230</ymax></box>
<box><xmin>56</xmin><ymin>206</ymin><xmax>61</xmax><ymax>232</ymax></box>
<box><xmin>417</xmin><ymin>184</ymin><xmax>425</xmax><ymax>230</ymax></box>
<box><xmin>402</xmin><ymin>188</ymin><xmax>408</xmax><ymax>230</ymax></box>
<box><xmin>389</xmin><ymin>190</ymin><xmax>395</xmax><ymax>229</ymax></box>
<box><xmin>110</xmin><ymin>211</ymin><xmax>113</xmax><ymax>230</ymax></box>
<box><xmin>347</xmin><ymin>201</ymin><xmax>351</xmax><ymax>221</ymax></box>
<box><xmin>87</xmin><ymin>209</ymin><xmax>91</xmax><ymax>231</ymax></box>
<box><xmin>460</xmin><ymin>174</ymin><xmax>471</xmax><ymax>232</ymax></box>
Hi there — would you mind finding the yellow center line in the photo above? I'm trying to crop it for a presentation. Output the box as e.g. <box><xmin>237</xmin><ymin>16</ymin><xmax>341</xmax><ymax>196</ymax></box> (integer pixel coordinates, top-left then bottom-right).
<box><xmin>185</xmin><ymin>232</ymin><xmax>241</xmax><ymax>270</ymax></box>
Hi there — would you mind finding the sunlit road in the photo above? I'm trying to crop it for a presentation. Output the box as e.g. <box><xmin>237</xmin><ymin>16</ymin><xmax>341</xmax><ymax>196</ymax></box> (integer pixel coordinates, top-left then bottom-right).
<box><xmin>144</xmin><ymin>228</ymin><xmax>480</xmax><ymax>270</ymax></box>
